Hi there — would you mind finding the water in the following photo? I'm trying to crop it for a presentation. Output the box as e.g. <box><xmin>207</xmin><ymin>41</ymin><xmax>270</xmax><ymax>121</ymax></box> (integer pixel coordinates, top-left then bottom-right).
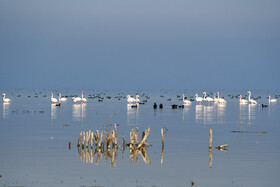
<box><xmin>0</xmin><ymin>89</ymin><xmax>280</xmax><ymax>187</ymax></box>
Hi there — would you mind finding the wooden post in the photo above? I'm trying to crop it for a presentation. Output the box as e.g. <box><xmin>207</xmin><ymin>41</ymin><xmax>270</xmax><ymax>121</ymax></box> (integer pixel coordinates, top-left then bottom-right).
<box><xmin>86</xmin><ymin>130</ymin><xmax>91</xmax><ymax>148</ymax></box>
<box><xmin>98</xmin><ymin>131</ymin><xmax>103</xmax><ymax>148</ymax></box>
<box><xmin>161</xmin><ymin>128</ymin><xmax>164</xmax><ymax>148</ymax></box>
<box><xmin>69</xmin><ymin>140</ymin><xmax>71</xmax><ymax>150</ymax></box>
<box><xmin>77</xmin><ymin>131</ymin><xmax>82</xmax><ymax>147</ymax></box>
<box><xmin>114</xmin><ymin>123</ymin><xmax>118</xmax><ymax>146</ymax></box>
<box><xmin>209</xmin><ymin>128</ymin><xmax>212</xmax><ymax>149</ymax></box>
<box><xmin>106</xmin><ymin>129</ymin><xmax>111</xmax><ymax>149</ymax></box>
<box><xmin>90</xmin><ymin>131</ymin><xmax>94</xmax><ymax>148</ymax></box>
<box><xmin>137</xmin><ymin>126</ymin><xmax>151</xmax><ymax>149</ymax></box>
<box><xmin>82</xmin><ymin>131</ymin><xmax>85</xmax><ymax>149</ymax></box>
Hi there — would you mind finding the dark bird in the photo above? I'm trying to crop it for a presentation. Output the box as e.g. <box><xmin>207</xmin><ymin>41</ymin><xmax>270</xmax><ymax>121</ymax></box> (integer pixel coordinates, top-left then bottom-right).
<box><xmin>172</xmin><ymin>104</ymin><xmax>178</xmax><ymax>109</ymax></box>
<box><xmin>261</xmin><ymin>104</ymin><xmax>268</xmax><ymax>108</ymax></box>
<box><xmin>159</xmin><ymin>103</ymin><xmax>163</xmax><ymax>109</ymax></box>
<box><xmin>153</xmin><ymin>103</ymin><xmax>157</xmax><ymax>109</ymax></box>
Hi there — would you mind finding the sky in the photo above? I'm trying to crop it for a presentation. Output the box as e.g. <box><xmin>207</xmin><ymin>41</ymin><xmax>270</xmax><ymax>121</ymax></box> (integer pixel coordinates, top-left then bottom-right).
<box><xmin>0</xmin><ymin>0</ymin><xmax>279</xmax><ymax>90</ymax></box>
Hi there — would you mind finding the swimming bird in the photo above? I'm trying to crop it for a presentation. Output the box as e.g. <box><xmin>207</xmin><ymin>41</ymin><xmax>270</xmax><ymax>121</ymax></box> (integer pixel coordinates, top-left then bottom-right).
<box><xmin>247</xmin><ymin>91</ymin><xmax>257</xmax><ymax>104</ymax></box>
<box><xmin>72</xmin><ymin>96</ymin><xmax>82</xmax><ymax>103</ymax></box>
<box><xmin>59</xmin><ymin>93</ymin><xmax>67</xmax><ymax>102</ymax></box>
<box><xmin>81</xmin><ymin>91</ymin><xmax>87</xmax><ymax>102</ymax></box>
<box><xmin>268</xmin><ymin>96</ymin><xmax>277</xmax><ymax>103</ymax></box>
<box><xmin>195</xmin><ymin>94</ymin><xmax>203</xmax><ymax>104</ymax></box>
<box><xmin>203</xmin><ymin>92</ymin><xmax>214</xmax><ymax>102</ymax></box>
<box><xmin>135</xmin><ymin>95</ymin><xmax>140</xmax><ymax>103</ymax></box>
<box><xmin>182</xmin><ymin>94</ymin><xmax>191</xmax><ymax>104</ymax></box>
<box><xmin>239</xmin><ymin>95</ymin><xmax>248</xmax><ymax>104</ymax></box>
<box><xmin>153</xmin><ymin>103</ymin><xmax>157</xmax><ymax>109</ymax></box>
<box><xmin>127</xmin><ymin>94</ymin><xmax>136</xmax><ymax>103</ymax></box>
<box><xmin>261</xmin><ymin>104</ymin><xmax>268</xmax><ymax>108</ymax></box>
<box><xmin>213</xmin><ymin>93</ymin><xmax>219</xmax><ymax>103</ymax></box>
<box><xmin>51</xmin><ymin>92</ymin><xmax>58</xmax><ymax>103</ymax></box>
<box><xmin>217</xmin><ymin>92</ymin><xmax>227</xmax><ymax>103</ymax></box>
<box><xmin>2</xmin><ymin>93</ymin><xmax>11</xmax><ymax>103</ymax></box>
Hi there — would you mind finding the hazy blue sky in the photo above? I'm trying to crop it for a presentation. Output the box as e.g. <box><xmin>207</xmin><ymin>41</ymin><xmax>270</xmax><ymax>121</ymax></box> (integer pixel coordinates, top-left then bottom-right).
<box><xmin>0</xmin><ymin>0</ymin><xmax>279</xmax><ymax>89</ymax></box>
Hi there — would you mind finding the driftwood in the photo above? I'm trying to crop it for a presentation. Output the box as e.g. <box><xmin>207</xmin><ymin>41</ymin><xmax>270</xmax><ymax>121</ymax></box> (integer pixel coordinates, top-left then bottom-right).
<box><xmin>137</xmin><ymin>126</ymin><xmax>151</xmax><ymax>149</ymax></box>
<box><xmin>209</xmin><ymin>128</ymin><xmax>212</xmax><ymax>148</ymax></box>
<box><xmin>90</xmin><ymin>131</ymin><xmax>94</xmax><ymax>148</ymax></box>
<box><xmin>232</xmin><ymin>131</ymin><xmax>267</xmax><ymax>134</ymax></box>
<box><xmin>86</xmin><ymin>130</ymin><xmax>91</xmax><ymax>148</ymax></box>
<box><xmin>77</xmin><ymin>131</ymin><xmax>82</xmax><ymax>147</ymax></box>
<box><xmin>161</xmin><ymin>128</ymin><xmax>164</xmax><ymax>148</ymax></box>
<box><xmin>82</xmin><ymin>132</ymin><xmax>85</xmax><ymax>149</ymax></box>
<box><xmin>215</xmin><ymin>144</ymin><xmax>228</xmax><ymax>152</ymax></box>
<box><xmin>76</xmin><ymin>125</ymin><xmax>152</xmax><ymax>166</ymax></box>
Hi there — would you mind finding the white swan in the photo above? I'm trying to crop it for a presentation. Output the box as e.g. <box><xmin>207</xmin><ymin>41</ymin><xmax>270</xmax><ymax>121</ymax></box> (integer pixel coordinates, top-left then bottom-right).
<box><xmin>268</xmin><ymin>96</ymin><xmax>277</xmax><ymax>103</ymax></box>
<box><xmin>213</xmin><ymin>93</ymin><xmax>219</xmax><ymax>103</ymax></box>
<box><xmin>81</xmin><ymin>91</ymin><xmax>87</xmax><ymax>102</ymax></box>
<box><xmin>247</xmin><ymin>91</ymin><xmax>257</xmax><ymax>104</ymax></box>
<box><xmin>182</xmin><ymin>94</ymin><xmax>191</xmax><ymax>104</ymax></box>
<box><xmin>203</xmin><ymin>92</ymin><xmax>214</xmax><ymax>102</ymax></box>
<box><xmin>217</xmin><ymin>92</ymin><xmax>226</xmax><ymax>103</ymax></box>
<box><xmin>239</xmin><ymin>95</ymin><xmax>248</xmax><ymax>104</ymax></box>
<box><xmin>195</xmin><ymin>94</ymin><xmax>203</xmax><ymax>104</ymax></box>
<box><xmin>59</xmin><ymin>93</ymin><xmax>67</xmax><ymax>102</ymax></box>
<box><xmin>2</xmin><ymin>93</ymin><xmax>11</xmax><ymax>103</ymax></box>
<box><xmin>127</xmin><ymin>94</ymin><xmax>136</xmax><ymax>103</ymax></box>
<box><xmin>51</xmin><ymin>92</ymin><xmax>58</xmax><ymax>103</ymax></box>
<box><xmin>135</xmin><ymin>95</ymin><xmax>140</xmax><ymax>103</ymax></box>
<box><xmin>72</xmin><ymin>96</ymin><xmax>82</xmax><ymax>103</ymax></box>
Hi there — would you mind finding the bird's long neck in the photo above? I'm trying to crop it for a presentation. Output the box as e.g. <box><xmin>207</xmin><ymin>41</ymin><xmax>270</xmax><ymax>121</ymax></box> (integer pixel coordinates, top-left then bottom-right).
<box><xmin>2</xmin><ymin>95</ymin><xmax>5</xmax><ymax>101</ymax></box>
<box><xmin>203</xmin><ymin>93</ymin><xmax>206</xmax><ymax>99</ymax></box>
<box><xmin>182</xmin><ymin>94</ymin><xmax>185</xmax><ymax>102</ymax></box>
<box><xmin>82</xmin><ymin>92</ymin><xmax>84</xmax><ymax>99</ymax></box>
<box><xmin>248</xmin><ymin>93</ymin><xmax>251</xmax><ymax>100</ymax></box>
<box><xmin>51</xmin><ymin>94</ymin><xmax>53</xmax><ymax>99</ymax></box>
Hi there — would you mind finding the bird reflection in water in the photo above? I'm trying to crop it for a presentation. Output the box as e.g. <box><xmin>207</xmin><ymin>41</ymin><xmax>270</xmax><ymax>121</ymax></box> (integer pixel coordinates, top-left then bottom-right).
<box><xmin>239</xmin><ymin>103</ymin><xmax>257</xmax><ymax>126</ymax></box>
<box><xmin>51</xmin><ymin>104</ymin><xmax>57</xmax><ymax>120</ymax></box>
<box><xmin>195</xmin><ymin>103</ymin><xmax>226</xmax><ymax>125</ymax></box>
<box><xmin>72</xmin><ymin>103</ymin><xmax>87</xmax><ymax>121</ymax></box>
<box><xmin>127</xmin><ymin>103</ymin><xmax>139</xmax><ymax>126</ymax></box>
<box><xmin>3</xmin><ymin>103</ymin><xmax>10</xmax><ymax>120</ymax></box>
<box><xmin>182</xmin><ymin>104</ymin><xmax>191</xmax><ymax>120</ymax></box>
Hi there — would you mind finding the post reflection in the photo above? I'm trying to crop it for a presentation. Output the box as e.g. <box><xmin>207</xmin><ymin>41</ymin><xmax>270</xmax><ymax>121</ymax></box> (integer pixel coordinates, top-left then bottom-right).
<box><xmin>72</xmin><ymin>103</ymin><xmax>87</xmax><ymax>121</ymax></box>
<box><xmin>3</xmin><ymin>103</ymin><xmax>10</xmax><ymax>119</ymax></box>
<box><xmin>127</xmin><ymin>103</ymin><xmax>139</xmax><ymax>126</ymax></box>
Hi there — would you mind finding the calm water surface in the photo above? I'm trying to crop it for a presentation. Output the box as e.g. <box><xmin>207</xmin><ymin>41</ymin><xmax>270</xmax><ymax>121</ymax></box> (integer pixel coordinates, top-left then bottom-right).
<box><xmin>0</xmin><ymin>89</ymin><xmax>280</xmax><ymax>187</ymax></box>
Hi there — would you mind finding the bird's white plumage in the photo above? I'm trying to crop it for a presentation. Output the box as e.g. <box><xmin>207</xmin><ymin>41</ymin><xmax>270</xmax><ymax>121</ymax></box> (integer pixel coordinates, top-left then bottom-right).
<box><xmin>182</xmin><ymin>94</ymin><xmax>191</xmax><ymax>104</ymax></box>
<box><xmin>239</xmin><ymin>95</ymin><xmax>248</xmax><ymax>104</ymax></box>
<box><xmin>247</xmin><ymin>91</ymin><xmax>257</xmax><ymax>104</ymax></box>
<box><xmin>51</xmin><ymin>92</ymin><xmax>58</xmax><ymax>103</ymax></box>
<box><xmin>2</xmin><ymin>93</ymin><xmax>11</xmax><ymax>103</ymax></box>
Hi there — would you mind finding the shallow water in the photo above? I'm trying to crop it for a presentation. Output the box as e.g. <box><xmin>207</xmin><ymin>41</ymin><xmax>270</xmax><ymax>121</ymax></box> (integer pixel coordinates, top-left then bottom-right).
<box><xmin>0</xmin><ymin>89</ymin><xmax>280</xmax><ymax>187</ymax></box>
